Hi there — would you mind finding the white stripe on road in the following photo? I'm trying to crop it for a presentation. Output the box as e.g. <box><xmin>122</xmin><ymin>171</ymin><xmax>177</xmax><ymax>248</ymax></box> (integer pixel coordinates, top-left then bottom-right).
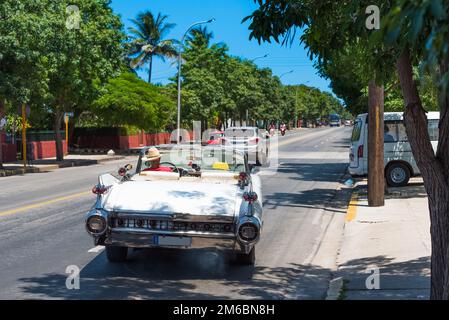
<box><xmin>88</xmin><ymin>246</ymin><xmax>105</xmax><ymax>253</ymax></box>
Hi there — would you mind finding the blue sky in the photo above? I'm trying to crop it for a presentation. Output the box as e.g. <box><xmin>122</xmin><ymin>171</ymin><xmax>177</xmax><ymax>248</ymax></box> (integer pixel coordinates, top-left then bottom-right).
<box><xmin>110</xmin><ymin>0</ymin><xmax>332</xmax><ymax>93</ymax></box>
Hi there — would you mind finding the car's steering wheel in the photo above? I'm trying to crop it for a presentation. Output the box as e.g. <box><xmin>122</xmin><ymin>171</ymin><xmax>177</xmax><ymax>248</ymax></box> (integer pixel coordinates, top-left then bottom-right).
<box><xmin>159</xmin><ymin>161</ymin><xmax>180</xmax><ymax>173</ymax></box>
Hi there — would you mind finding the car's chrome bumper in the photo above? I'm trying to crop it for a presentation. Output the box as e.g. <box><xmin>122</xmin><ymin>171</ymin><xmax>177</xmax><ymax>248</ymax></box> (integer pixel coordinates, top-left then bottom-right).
<box><xmin>100</xmin><ymin>229</ymin><xmax>248</xmax><ymax>252</ymax></box>
<box><xmin>104</xmin><ymin>231</ymin><xmax>241</xmax><ymax>251</ymax></box>
<box><xmin>348</xmin><ymin>165</ymin><xmax>365</xmax><ymax>176</ymax></box>
<box><xmin>86</xmin><ymin>208</ymin><xmax>263</xmax><ymax>254</ymax></box>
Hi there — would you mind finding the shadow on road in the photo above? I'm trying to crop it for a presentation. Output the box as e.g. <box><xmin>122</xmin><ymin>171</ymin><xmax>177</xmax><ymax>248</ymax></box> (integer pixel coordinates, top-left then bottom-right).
<box><xmin>263</xmin><ymin>161</ymin><xmax>351</xmax><ymax>213</ymax></box>
<box><xmin>264</xmin><ymin>188</ymin><xmax>351</xmax><ymax>214</ymax></box>
<box><xmin>337</xmin><ymin>255</ymin><xmax>430</xmax><ymax>299</ymax></box>
<box><xmin>274</xmin><ymin>161</ymin><xmax>348</xmax><ymax>183</ymax></box>
<box><xmin>17</xmin><ymin>249</ymin><xmax>332</xmax><ymax>299</ymax></box>
<box><xmin>16</xmin><ymin>254</ymin><xmax>430</xmax><ymax>300</ymax></box>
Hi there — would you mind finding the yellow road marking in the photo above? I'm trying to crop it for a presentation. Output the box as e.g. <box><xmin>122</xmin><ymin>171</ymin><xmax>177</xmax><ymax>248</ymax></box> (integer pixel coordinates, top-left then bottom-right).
<box><xmin>346</xmin><ymin>193</ymin><xmax>359</xmax><ymax>222</ymax></box>
<box><xmin>0</xmin><ymin>191</ymin><xmax>91</xmax><ymax>218</ymax></box>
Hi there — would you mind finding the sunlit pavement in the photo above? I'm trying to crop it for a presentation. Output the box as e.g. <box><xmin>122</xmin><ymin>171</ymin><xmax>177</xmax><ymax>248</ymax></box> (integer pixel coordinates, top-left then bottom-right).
<box><xmin>0</xmin><ymin>127</ymin><xmax>353</xmax><ymax>299</ymax></box>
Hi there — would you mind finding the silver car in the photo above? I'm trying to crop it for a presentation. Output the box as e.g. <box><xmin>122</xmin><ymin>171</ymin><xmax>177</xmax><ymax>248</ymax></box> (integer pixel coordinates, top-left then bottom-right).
<box><xmin>85</xmin><ymin>146</ymin><xmax>263</xmax><ymax>265</ymax></box>
<box><xmin>223</xmin><ymin>127</ymin><xmax>269</xmax><ymax>166</ymax></box>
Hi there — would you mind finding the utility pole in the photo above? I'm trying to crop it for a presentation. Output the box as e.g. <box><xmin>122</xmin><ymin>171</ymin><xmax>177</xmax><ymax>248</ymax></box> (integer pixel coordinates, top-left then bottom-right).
<box><xmin>177</xmin><ymin>18</ymin><xmax>215</xmax><ymax>144</ymax></box>
<box><xmin>21</xmin><ymin>104</ymin><xmax>27</xmax><ymax>169</ymax></box>
<box><xmin>368</xmin><ymin>80</ymin><xmax>385</xmax><ymax>207</ymax></box>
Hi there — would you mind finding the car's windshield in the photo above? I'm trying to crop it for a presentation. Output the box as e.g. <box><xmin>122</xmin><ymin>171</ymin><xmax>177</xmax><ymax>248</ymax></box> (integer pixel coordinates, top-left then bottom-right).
<box><xmin>141</xmin><ymin>147</ymin><xmax>245</xmax><ymax>173</ymax></box>
<box><xmin>330</xmin><ymin>114</ymin><xmax>340</xmax><ymax>121</ymax></box>
<box><xmin>200</xmin><ymin>148</ymin><xmax>246</xmax><ymax>172</ymax></box>
<box><xmin>225</xmin><ymin>128</ymin><xmax>256</xmax><ymax>138</ymax></box>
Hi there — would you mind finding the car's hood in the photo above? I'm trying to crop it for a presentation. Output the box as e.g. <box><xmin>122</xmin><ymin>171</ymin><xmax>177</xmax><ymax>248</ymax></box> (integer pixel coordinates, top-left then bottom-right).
<box><xmin>101</xmin><ymin>180</ymin><xmax>241</xmax><ymax>218</ymax></box>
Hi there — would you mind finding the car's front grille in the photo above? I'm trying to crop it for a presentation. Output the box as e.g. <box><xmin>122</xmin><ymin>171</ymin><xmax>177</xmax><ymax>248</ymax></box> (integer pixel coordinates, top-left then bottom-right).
<box><xmin>110</xmin><ymin>218</ymin><xmax>235</xmax><ymax>234</ymax></box>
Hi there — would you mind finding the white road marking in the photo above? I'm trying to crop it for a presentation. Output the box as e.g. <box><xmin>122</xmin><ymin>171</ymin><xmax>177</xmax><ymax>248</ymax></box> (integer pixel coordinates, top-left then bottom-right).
<box><xmin>88</xmin><ymin>246</ymin><xmax>105</xmax><ymax>253</ymax></box>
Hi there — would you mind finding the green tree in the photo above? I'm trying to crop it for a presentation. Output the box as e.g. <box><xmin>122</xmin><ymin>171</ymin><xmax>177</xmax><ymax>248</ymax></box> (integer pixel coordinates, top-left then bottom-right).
<box><xmin>245</xmin><ymin>0</ymin><xmax>449</xmax><ymax>299</ymax></box>
<box><xmin>0</xmin><ymin>0</ymin><xmax>56</xmax><ymax>166</ymax></box>
<box><xmin>186</xmin><ymin>26</ymin><xmax>215</xmax><ymax>49</ymax></box>
<box><xmin>128</xmin><ymin>11</ymin><xmax>178</xmax><ymax>83</ymax></box>
<box><xmin>93</xmin><ymin>72</ymin><xmax>174</xmax><ymax>130</ymax></box>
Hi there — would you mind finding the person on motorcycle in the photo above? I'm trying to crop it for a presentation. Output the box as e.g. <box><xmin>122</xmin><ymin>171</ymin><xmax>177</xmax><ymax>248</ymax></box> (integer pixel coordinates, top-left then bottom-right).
<box><xmin>280</xmin><ymin>122</ymin><xmax>287</xmax><ymax>136</ymax></box>
<box><xmin>269</xmin><ymin>123</ymin><xmax>276</xmax><ymax>136</ymax></box>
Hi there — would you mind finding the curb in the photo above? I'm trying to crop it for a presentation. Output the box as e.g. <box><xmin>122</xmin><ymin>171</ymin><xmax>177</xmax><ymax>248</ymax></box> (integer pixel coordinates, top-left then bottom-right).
<box><xmin>0</xmin><ymin>167</ymin><xmax>41</xmax><ymax>177</ymax></box>
<box><xmin>0</xmin><ymin>156</ymin><xmax>126</xmax><ymax>177</ymax></box>
<box><xmin>322</xmin><ymin>173</ymin><xmax>357</xmax><ymax>301</ymax></box>
<box><xmin>70</xmin><ymin>148</ymin><xmax>142</xmax><ymax>156</ymax></box>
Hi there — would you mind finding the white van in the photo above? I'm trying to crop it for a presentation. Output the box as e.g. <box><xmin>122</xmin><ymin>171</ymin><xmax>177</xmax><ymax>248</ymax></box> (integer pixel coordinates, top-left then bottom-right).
<box><xmin>349</xmin><ymin>112</ymin><xmax>440</xmax><ymax>187</ymax></box>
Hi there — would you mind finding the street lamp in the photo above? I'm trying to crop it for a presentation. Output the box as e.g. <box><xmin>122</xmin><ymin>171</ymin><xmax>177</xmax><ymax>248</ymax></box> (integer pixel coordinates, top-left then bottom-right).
<box><xmin>177</xmin><ymin>18</ymin><xmax>215</xmax><ymax>144</ymax></box>
<box><xmin>279</xmin><ymin>70</ymin><xmax>294</xmax><ymax>79</ymax></box>
<box><xmin>251</xmin><ymin>53</ymin><xmax>269</xmax><ymax>62</ymax></box>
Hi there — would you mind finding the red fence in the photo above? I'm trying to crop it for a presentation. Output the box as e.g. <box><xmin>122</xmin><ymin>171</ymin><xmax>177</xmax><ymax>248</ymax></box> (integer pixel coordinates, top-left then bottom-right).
<box><xmin>1</xmin><ymin>133</ymin><xmax>69</xmax><ymax>162</ymax></box>
<box><xmin>75</xmin><ymin>132</ymin><xmax>175</xmax><ymax>150</ymax></box>
<box><xmin>1</xmin><ymin>133</ymin><xmax>17</xmax><ymax>162</ymax></box>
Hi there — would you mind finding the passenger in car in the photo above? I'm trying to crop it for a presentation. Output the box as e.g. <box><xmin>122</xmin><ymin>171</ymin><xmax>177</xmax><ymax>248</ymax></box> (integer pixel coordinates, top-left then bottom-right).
<box><xmin>142</xmin><ymin>147</ymin><xmax>173</xmax><ymax>172</ymax></box>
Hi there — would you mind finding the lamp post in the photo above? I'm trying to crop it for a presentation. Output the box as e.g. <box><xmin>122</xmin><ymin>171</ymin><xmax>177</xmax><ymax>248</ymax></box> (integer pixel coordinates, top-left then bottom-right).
<box><xmin>279</xmin><ymin>69</ymin><xmax>294</xmax><ymax>79</ymax></box>
<box><xmin>250</xmin><ymin>53</ymin><xmax>269</xmax><ymax>62</ymax></box>
<box><xmin>177</xmin><ymin>18</ymin><xmax>215</xmax><ymax>144</ymax></box>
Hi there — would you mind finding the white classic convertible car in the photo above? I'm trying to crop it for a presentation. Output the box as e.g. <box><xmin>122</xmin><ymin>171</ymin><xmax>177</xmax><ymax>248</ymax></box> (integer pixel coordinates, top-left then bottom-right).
<box><xmin>85</xmin><ymin>145</ymin><xmax>263</xmax><ymax>265</ymax></box>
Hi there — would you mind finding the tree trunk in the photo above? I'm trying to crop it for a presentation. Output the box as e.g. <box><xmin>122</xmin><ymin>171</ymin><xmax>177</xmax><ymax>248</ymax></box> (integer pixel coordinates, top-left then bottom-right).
<box><xmin>368</xmin><ymin>79</ymin><xmax>385</xmax><ymax>207</ymax></box>
<box><xmin>396</xmin><ymin>48</ymin><xmax>449</xmax><ymax>300</ymax></box>
<box><xmin>148</xmin><ymin>55</ymin><xmax>153</xmax><ymax>83</ymax></box>
<box><xmin>54</xmin><ymin>111</ymin><xmax>64</xmax><ymax>162</ymax></box>
<box><xmin>68</xmin><ymin>114</ymin><xmax>78</xmax><ymax>148</ymax></box>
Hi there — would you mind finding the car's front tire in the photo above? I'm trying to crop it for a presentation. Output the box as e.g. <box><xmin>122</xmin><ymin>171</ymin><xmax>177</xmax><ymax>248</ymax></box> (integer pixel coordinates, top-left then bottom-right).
<box><xmin>235</xmin><ymin>247</ymin><xmax>256</xmax><ymax>265</ymax></box>
<box><xmin>106</xmin><ymin>246</ymin><xmax>128</xmax><ymax>263</ymax></box>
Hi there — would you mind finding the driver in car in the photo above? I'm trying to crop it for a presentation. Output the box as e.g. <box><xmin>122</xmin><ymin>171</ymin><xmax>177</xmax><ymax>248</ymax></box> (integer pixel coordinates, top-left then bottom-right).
<box><xmin>142</xmin><ymin>147</ymin><xmax>173</xmax><ymax>172</ymax></box>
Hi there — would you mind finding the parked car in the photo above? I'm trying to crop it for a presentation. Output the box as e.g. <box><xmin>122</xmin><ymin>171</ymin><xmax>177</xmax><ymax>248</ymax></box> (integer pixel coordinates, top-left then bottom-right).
<box><xmin>349</xmin><ymin>112</ymin><xmax>440</xmax><ymax>187</ymax></box>
<box><xmin>344</xmin><ymin>120</ymin><xmax>353</xmax><ymax>126</ymax></box>
<box><xmin>222</xmin><ymin>127</ymin><xmax>269</xmax><ymax>166</ymax></box>
<box><xmin>204</xmin><ymin>130</ymin><xmax>224</xmax><ymax>145</ymax></box>
<box><xmin>85</xmin><ymin>145</ymin><xmax>263</xmax><ymax>265</ymax></box>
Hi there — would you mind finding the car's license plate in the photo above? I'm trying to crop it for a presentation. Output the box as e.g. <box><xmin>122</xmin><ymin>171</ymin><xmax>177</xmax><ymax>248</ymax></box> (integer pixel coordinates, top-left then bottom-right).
<box><xmin>152</xmin><ymin>235</ymin><xmax>192</xmax><ymax>247</ymax></box>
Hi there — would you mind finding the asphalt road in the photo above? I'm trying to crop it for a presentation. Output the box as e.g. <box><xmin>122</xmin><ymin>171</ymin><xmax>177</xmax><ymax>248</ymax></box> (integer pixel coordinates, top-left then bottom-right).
<box><xmin>0</xmin><ymin>127</ymin><xmax>353</xmax><ymax>300</ymax></box>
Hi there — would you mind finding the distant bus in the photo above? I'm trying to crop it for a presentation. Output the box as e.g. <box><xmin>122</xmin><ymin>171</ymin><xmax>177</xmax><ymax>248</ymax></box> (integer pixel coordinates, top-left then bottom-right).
<box><xmin>329</xmin><ymin>114</ymin><xmax>341</xmax><ymax>127</ymax></box>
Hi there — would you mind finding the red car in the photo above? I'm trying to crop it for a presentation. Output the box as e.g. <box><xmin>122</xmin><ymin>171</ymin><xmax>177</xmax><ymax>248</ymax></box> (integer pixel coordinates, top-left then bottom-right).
<box><xmin>206</xmin><ymin>130</ymin><xmax>224</xmax><ymax>145</ymax></box>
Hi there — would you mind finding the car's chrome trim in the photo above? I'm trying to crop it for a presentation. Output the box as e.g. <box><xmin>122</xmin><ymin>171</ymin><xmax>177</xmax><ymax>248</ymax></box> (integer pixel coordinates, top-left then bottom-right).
<box><xmin>110</xmin><ymin>227</ymin><xmax>236</xmax><ymax>239</ymax></box>
<box><xmin>105</xmin><ymin>233</ymin><xmax>239</xmax><ymax>251</ymax></box>
<box><xmin>110</xmin><ymin>212</ymin><xmax>236</xmax><ymax>223</ymax></box>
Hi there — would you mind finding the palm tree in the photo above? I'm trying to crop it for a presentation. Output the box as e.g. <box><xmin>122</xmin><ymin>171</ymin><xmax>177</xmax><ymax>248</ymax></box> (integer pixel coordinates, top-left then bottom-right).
<box><xmin>128</xmin><ymin>11</ymin><xmax>178</xmax><ymax>83</ymax></box>
<box><xmin>186</xmin><ymin>26</ymin><xmax>214</xmax><ymax>49</ymax></box>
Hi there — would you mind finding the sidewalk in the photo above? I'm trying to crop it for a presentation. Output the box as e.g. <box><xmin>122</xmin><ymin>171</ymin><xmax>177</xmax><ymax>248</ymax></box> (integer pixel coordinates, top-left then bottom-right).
<box><xmin>333</xmin><ymin>177</ymin><xmax>431</xmax><ymax>300</ymax></box>
<box><xmin>0</xmin><ymin>154</ymin><xmax>126</xmax><ymax>177</ymax></box>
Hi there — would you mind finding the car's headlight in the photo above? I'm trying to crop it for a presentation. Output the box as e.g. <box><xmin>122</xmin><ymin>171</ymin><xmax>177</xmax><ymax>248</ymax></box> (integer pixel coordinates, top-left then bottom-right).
<box><xmin>238</xmin><ymin>222</ymin><xmax>259</xmax><ymax>242</ymax></box>
<box><xmin>86</xmin><ymin>215</ymin><xmax>107</xmax><ymax>235</ymax></box>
